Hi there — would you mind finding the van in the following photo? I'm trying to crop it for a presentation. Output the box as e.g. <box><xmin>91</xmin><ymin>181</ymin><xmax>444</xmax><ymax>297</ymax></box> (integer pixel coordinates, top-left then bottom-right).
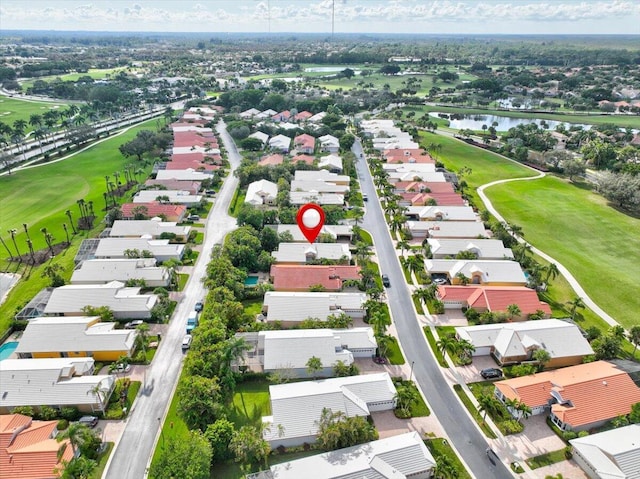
<box><xmin>186</xmin><ymin>311</ymin><xmax>199</xmax><ymax>334</ymax></box>
<box><xmin>181</xmin><ymin>334</ymin><xmax>193</xmax><ymax>351</ymax></box>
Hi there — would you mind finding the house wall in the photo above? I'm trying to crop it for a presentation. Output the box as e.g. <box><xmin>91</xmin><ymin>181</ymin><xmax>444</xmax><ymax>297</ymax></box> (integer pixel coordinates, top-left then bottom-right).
<box><xmin>268</xmin><ymin>433</ymin><xmax>317</xmax><ymax>449</ymax></box>
<box><xmin>27</xmin><ymin>350</ymin><xmax>129</xmax><ymax>361</ymax></box>
<box><xmin>264</xmin><ymin>366</ymin><xmax>334</xmax><ymax>379</ymax></box>
<box><xmin>367</xmin><ymin>399</ymin><xmax>396</xmax><ymax>412</ymax></box>
<box><xmin>546</xmin><ymin>355</ymin><xmax>587</xmax><ymax>369</ymax></box>
<box><xmin>348</xmin><ymin>347</ymin><xmax>376</xmax><ymax>358</ymax></box>
<box><xmin>570</xmin><ymin>448</ymin><xmax>602</xmax><ymax>479</ymax></box>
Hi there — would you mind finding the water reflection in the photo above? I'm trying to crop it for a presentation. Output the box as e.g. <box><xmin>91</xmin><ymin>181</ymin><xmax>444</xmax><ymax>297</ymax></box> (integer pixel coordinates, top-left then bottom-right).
<box><xmin>429</xmin><ymin>112</ymin><xmax>592</xmax><ymax>132</ymax></box>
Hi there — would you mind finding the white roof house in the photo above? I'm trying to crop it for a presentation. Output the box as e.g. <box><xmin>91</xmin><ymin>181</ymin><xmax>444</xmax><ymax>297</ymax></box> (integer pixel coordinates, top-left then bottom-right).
<box><xmin>255</xmin><ymin>109</ymin><xmax>278</xmax><ymax>119</ymax></box>
<box><xmin>94</xmin><ymin>238</ymin><xmax>185</xmax><ymax>262</ymax></box>
<box><xmin>267</xmin><ymin>432</ymin><xmax>436</xmax><ymax>479</ymax></box>
<box><xmin>246</xmin><ymin>179</ymin><xmax>278</xmax><ymax>206</ymax></box>
<box><xmin>383</xmin><ymin>163</ymin><xmax>437</xmax><ymax>173</ymax></box>
<box><xmin>308</xmin><ymin>111</ymin><xmax>326</xmax><ymax>123</ymax></box>
<box><xmin>570</xmin><ymin>424</ymin><xmax>640</xmax><ymax>479</ymax></box>
<box><xmin>425</xmin><ymin>259</ymin><xmax>527</xmax><ymax>285</ymax></box>
<box><xmin>273</xmin><ymin>224</ymin><xmax>353</xmax><ymax>242</ymax></box>
<box><xmin>268</xmin><ymin>134</ymin><xmax>292</xmax><ymax>152</ymax></box>
<box><xmin>70</xmin><ymin>259</ymin><xmax>170</xmax><ymax>287</ymax></box>
<box><xmin>171</xmin><ymin>125</ymin><xmax>213</xmax><ymax>133</ymax></box>
<box><xmin>240</xmin><ymin>108</ymin><xmax>261</xmax><ymax>118</ymax></box>
<box><xmin>0</xmin><ymin>358</ymin><xmax>115</xmax><ymax>414</ymax></box>
<box><xmin>43</xmin><ymin>281</ymin><xmax>158</xmax><ymax>319</ymax></box>
<box><xmin>15</xmin><ymin>317</ymin><xmax>138</xmax><ymax>359</ymax></box>
<box><xmin>262</xmin><ymin>291</ymin><xmax>367</xmax><ymax>323</ymax></box>
<box><xmin>133</xmin><ymin>190</ymin><xmax>203</xmax><ymax>206</ymax></box>
<box><xmin>427</xmin><ymin>238</ymin><xmax>514</xmax><ymax>260</ymax></box>
<box><xmin>289</xmin><ymin>191</ymin><xmax>344</xmax><ymax>205</ymax></box>
<box><xmin>263</xmin><ymin>373</ymin><xmax>397</xmax><ymax>447</ymax></box>
<box><xmin>407</xmin><ymin>205</ymin><xmax>478</xmax><ymax>222</ymax></box>
<box><xmin>456</xmin><ymin>319</ymin><xmax>593</xmax><ymax>363</ymax></box>
<box><xmin>388</xmin><ymin>171</ymin><xmax>447</xmax><ymax>183</ymax></box>
<box><xmin>109</xmin><ymin>219</ymin><xmax>191</xmax><ymax>239</ymax></box>
<box><xmin>155</xmin><ymin>169</ymin><xmax>213</xmax><ymax>181</ymax></box>
<box><xmin>172</xmin><ymin>145</ymin><xmax>220</xmax><ymax>155</ymax></box>
<box><xmin>408</xmin><ymin>221</ymin><xmax>487</xmax><ymax>239</ymax></box>
<box><xmin>271</xmin><ymin>243</ymin><xmax>351</xmax><ymax>264</ymax></box>
<box><xmin>290</xmin><ymin>180</ymin><xmax>349</xmax><ymax>194</ymax></box>
<box><xmin>294</xmin><ymin>170</ymin><xmax>350</xmax><ymax>185</ymax></box>
<box><xmin>318</xmin><ymin>154</ymin><xmax>343</xmax><ymax>172</ymax></box>
<box><xmin>248</xmin><ymin>131</ymin><xmax>269</xmax><ymax>145</ymax></box>
<box><xmin>318</xmin><ymin>134</ymin><xmax>340</xmax><ymax>153</ymax></box>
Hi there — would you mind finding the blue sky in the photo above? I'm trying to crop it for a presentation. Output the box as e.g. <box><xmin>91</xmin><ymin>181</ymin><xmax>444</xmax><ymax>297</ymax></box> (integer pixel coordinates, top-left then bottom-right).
<box><xmin>0</xmin><ymin>1</ymin><xmax>638</xmax><ymax>35</ymax></box>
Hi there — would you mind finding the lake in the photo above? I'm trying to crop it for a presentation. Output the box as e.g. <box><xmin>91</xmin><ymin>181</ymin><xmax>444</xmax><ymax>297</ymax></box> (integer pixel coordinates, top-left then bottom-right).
<box><xmin>429</xmin><ymin>112</ymin><xmax>593</xmax><ymax>132</ymax></box>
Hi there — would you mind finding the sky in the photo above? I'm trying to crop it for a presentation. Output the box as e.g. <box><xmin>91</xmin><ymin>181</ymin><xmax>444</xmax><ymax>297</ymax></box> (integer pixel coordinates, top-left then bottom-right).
<box><xmin>0</xmin><ymin>0</ymin><xmax>639</xmax><ymax>35</ymax></box>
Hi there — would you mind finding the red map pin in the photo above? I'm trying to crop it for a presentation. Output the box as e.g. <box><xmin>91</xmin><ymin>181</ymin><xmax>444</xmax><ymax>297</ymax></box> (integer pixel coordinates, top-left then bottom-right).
<box><xmin>296</xmin><ymin>203</ymin><xmax>325</xmax><ymax>244</ymax></box>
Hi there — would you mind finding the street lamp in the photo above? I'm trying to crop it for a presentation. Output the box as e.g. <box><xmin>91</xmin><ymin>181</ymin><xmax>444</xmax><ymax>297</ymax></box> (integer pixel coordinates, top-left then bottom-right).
<box><xmin>410</xmin><ymin>361</ymin><xmax>415</xmax><ymax>382</ymax></box>
<box><xmin>157</xmin><ymin>417</ymin><xmax>165</xmax><ymax>449</ymax></box>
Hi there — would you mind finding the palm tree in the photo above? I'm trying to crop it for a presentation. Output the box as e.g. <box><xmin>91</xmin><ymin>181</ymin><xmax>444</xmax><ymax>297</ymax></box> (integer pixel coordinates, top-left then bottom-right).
<box><xmin>506</xmin><ymin>303</ymin><xmax>521</xmax><ymax>321</ymax></box>
<box><xmin>352</xmin><ymin>206</ymin><xmax>364</xmax><ymax>226</ymax></box>
<box><xmin>454</xmin><ymin>272</ymin><xmax>470</xmax><ymax>285</ymax></box>
<box><xmin>62</xmin><ymin>223</ymin><xmax>70</xmax><ymax>245</ymax></box>
<box><xmin>88</xmin><ymin>378</ymin><xmax>109</xmax><ymax>413</ymax></box>
<box><xmin>436</xmin><ymin>335</ymin><xmax>457</xmax><ymax>358</ymax></box>
<box><xmin>8</xmin><ymin>228</ymin><xmax>20</xmax><ymax>259</ymax></box>
<box><xmin>65</xmin><ymin>210</ymin><xmax>77</xmax><ymax>234</ymax></box>
<box><xmin>57</xmin><ymin>422</ymin><xmax>90</xmax><ymax>456</ymax></box>
<box><xmin>396</xmin><ymin>239</ymin><xmax>410</xmax><ymax>256</ymax></box>
<box><xmin>412</xmin><ymin>284</ymin><xmax>438</xmax><ymax>304</ymax></box>
<box><xmin>532</xmin><ymin>348</ymin><xmax>551</xmax><ymax>371</ymax></box>
<box><xmin>25</xmin><ymin>238</ymin><xmax>35</xmax><ymax>264</ymax></box>
<box><xmin>40</xmin><ymin>227</ymin><xmax>55</xmax><ymax>257</ymax></box>
<box><xmin>477</xmin><ymin>394</ymin><xmax>496</xmax><ymax>421</ymax></box>
<box><xmin>544</xmin><ymin>263</ymin><xmax>560</xmax><ymax>284</ymax></box>
<box><xmin>515</xmin><ymin>401</ymin><xmax>532</xmax><ymax>423</ymax></box>
<box><xmin>405</xmin><ymin>254</ymin><xmax>424</xmax><ymax>279</ymax></box>
<box><xmin>568</xmin><ymin>297</ymin><xmax>585</xmax><ymax>320</ymax></box>
<box><xmin>135</xmin><ymin>323</ymin><xmax>150</xmax><ymax>361</ymax></box>
<box><xmin>306</xmin><ymin>356</ymin><xmax>323</xmax><ymax>380</ymax></box>
<box><xmin>504</xmin><ymin>397</ymin><xmax>520</xmax><ymax>417</ymax></box>
<box><xmin>0</xmin><ymin>234</ymin><xmax>14</xmax><ymax>260</ymax></box>
<box><xmin>395</xmin><ymin>384</ymin><xmax>419</xmax><ymax>413</ymax></box>
<box><xmin>629</xmin><ymin>326</ymin><xmax>640</xmax><ymax>358</ymax></box>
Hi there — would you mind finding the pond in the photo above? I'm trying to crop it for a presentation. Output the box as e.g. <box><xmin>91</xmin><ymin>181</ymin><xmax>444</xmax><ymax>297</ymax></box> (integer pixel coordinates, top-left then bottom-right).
<box><xmin>429</xmin><ymin>112</ymin><xmax>593</xmax><ymax>132</ymax></box>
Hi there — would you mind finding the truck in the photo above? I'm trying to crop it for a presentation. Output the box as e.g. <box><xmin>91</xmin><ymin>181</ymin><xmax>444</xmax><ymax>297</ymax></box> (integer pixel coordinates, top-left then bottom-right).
<box><xmin>186</xmin><ymin>310</ymin><xmax>199</xmax><ymax>334</ymax></box>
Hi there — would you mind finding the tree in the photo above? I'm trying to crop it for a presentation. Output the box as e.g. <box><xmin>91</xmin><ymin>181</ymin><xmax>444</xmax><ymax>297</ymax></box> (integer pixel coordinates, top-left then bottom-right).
<box><xmin>629</xmin><ymin>402</ymin><xmax>640</xmax><ymax>424</ymax></box>
<box><xmin>396</xmin><ymin>239</ymin><xmax>410</xmax><ymax>256</ymax></box>
<box><xmin>454</xmin><ymin>272</ymin><xmax>470</xmax><ymax>285</ymax></box>
<box><xmin>177</xmin><ymin>375</ymin><xmax>225</xmax><ymax>431</ymax></box>
<box><xmin>563</xmin><ymin>159</ymin><xmax>586</xmax><ymax>182</ymax></box>
<box><xmin>568</xmin><ymin>297</ymin><xmax>585</xmax><ymax>320</ymax></box>
<box><xmin>596</xmin><ymin>172</ymin><xmax>640</xmax><ymax>211</ymax></box>
<box><xmin>333</xmin><ymin>360</ymin><xmax>359</xmax><ymax>377</ymax></box>
<box><xmin>592</xmin><ymin>332</ymin><xmax>622</xmax><ymax>360</ymax></box>
<box><xmin>42</xmin><ymin>263</ymin><xmax>66</xmax><ymax>287</ymax></box>
<box><xmin>395</xmin><ymin>384</ymin><xmax>419</xmax><ymax>415</ymax></box>
<box><xmin>477</xmin><ymin>394</ymin><xmax>497</xmax><ymax>421</ymax></box>
<box><xmin>41</xmin><ymin>227</ymin><xmax>55</xmax><ymax>257</ymax></box>
<box><xmin>306</xmin><ymin>356</ymin><xmax>323</xmax><ymax>379</ymax></box>
<box><xmin>532</xmin><ymin>348</ymin><xmax>551</xmax><ymax>371</ymax></box>
<box><xmin>436</xmin><ymin>335</ymin><xmax>457</xmax><ymax>359</ymax></box>
<box><xmin>149</xmin><ymin>430</ymin><xmax>212</xmax><ymax>479</ymax></box>
<box><xmin>57</xmin><ymin>456</ymin><xmax>96</xmax><ymax>479</ymax></box>
<box><xmin>230</xmin><ymin>425</ymin><xmax>270</xmax><ymax>470</ymax></box>
<box><xmin>56</xmin><ymin>422</ymin><xmax>92</xmax><ymax>457</ymax></box>
<box><xmin>544</xmin><ymin>263</ymin><xmax>560</xmax><ymax>284</ymax></box>
<box><xmin>629</xmin><ymin>326</ymin><xmax>640</xmax><ymax>358</ymax></box>
<box><xmin>507</xmin><ymin>303</ymin><xmax>521</xmax><ymax>320</ymax></box>
<box><xmin>205</xmin><ymin>418</ymin><xmax>235</xmax><ymax>463</ymax></box>
<box><xmin>315</xmin><ymin>408</ymin><xmax>378</xmax><ymax>451</ymax></box>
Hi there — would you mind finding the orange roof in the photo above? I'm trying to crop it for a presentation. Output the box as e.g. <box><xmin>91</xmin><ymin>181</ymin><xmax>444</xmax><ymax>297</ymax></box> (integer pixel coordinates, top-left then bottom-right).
<box><xmin>396</xmin><ymin>181</ymin><xmax>456</xmax><ymax>194</ymax></box>
<box><xmin>270</xmin><ymin>265</ymin><xmax>361</xmax><ymax>291</ymax></box>
<box><xmin>121</xmin><ymin>202</ymin><xmax>187</xmax><ymax>220</ymax></box>
<box><xmin>0</xmin><ymin>414</ymin><xmax>73</xmax><ymax>479</ymax></box>
<box><xmin>258</xmin><ymin>154</ymin><xmax>285</xmax><ymax>166</ymax></box>
<box><xmin>291</xmin><ymin>154</ymin><xmax>315</xmax><ymax>165</ymax></box>
<box><xmin>406</xmin><ymin>192</ymin><xmax>466</xmax><ymax>206</ymax></box>
<box><xmin>496</xmin><ymin>361</ymin><xmax>640</xmax><ymax>428</ymax></box>
<box><xmin>294</xmin><ymin>134</ymin><xmax>316</xmax><ymax>149</ymax></box>
<box><xmin>294</xmin><ymin>111</ymin><xmax>313</xmax><ymax>121</ymax></box>
<box><xmin>438</xmin><ymin>286</ymin><xmax>551</xmax><ymax>316</ymax></box>
<box><xmin>383</xmin><ymin>149</ymin><xmax>434</xmax><ymax>163</ymax></box>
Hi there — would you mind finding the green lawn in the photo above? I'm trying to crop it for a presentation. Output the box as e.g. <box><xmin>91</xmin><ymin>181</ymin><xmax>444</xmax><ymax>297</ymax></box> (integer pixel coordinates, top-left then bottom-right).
<box><xmin>386</xmin><ymin>336</ymin><xmax>406</xmax><ymax>365</ymax></box>
<box><xmin>423</xmin><ymin>327</ymin><xmax>448</xmax><ymax>368</ymax></box>
<box><xmin>90</xmin><ymin>442</ymin><xmax>114</xmax><ymax>479</ymax></box>
<box><xmin>242</xmin><ymin>299</ymin><xmax>264</xmax><ymax>317</ymax></box>
<box><xmin>176</xmin><ymin>273</ymin><xmax>189</xmax><ymax>292</ymax></box>
<box><xmin>485</xmin><ymin>176</ymin><xmax>640</xmax><ymax>327</ymax></box>
<box><xmin>452</xmin><ymin>384</ymin><xmax>497</xmax><ymax>439</ymax></box>
<box><xmin>0</xmin><ymin>122</ymin><xmax>156</xmax><ymax>258</ymax></box>
<box><xmin>227</xmin><ymin>380</ymin><xmax>272</xmax><ymax>428</ymax></box>
<box><xmin>425</xmin><ymin>438</ymin><xmax>472</xmax><ymax>479</ymax></box>
<box><xmin>0</xmin><ymin>96</ymin><xmax>68</xmax><ymax>131</ymax></box>
<box><xmin>525</xmin><ymin>449</ymin><xmax>568</xmax><ymax>470</ymax></box>
<box><xmin>19</xmin><ymin>67</ymin><xmax>127</xmax><ymax>90</ymax></box>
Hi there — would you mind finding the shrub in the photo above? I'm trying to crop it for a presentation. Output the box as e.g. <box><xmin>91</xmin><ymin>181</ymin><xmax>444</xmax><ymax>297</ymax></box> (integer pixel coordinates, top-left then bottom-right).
<box><xmin>10</xmin><ymin>319</ymin><xmax>29</xmax><ymax>331</ymax></box>
<box><xmin>562</xmin><ymin>431</ymin><xmax>577</xmax><ymax>441</ymax></box>
<box><xmin>564</xmin><ymin>446</ymin><xmax>573</xmax><ymax>459</ymax></box>
<box><xmin>500</xmin><ymin>419</ymin><xmax>524</xmax><ymax>435</ymax></box>
<box><xmin>60</xmin><ymin>407</ymin><xmax>80</xmax><ymax>421</ymax></box>
<box><xmin>37</xmin><ymin>405</ymin><xmax>58</xmax><ymax>421</ymax></box>
<box><xmin>57</xmin><ymin>419</ymin><xmax>69</xmax><ymax>431</ymax></box>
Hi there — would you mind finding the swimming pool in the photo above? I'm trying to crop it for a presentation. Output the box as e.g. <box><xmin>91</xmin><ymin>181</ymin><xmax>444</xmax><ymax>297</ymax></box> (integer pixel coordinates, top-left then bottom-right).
<box><xmin>244</xmin><ymin>275</ymin><xmax>259</xmax><ymax>286</ymax></box>
<box><xmin>0</xmin><ymin>341</ymin><xmax>18</xmax><ymax>361</ymax></box>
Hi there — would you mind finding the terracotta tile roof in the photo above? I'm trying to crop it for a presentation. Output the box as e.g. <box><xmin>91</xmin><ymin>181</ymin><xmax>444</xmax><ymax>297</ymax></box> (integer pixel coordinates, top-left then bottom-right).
<box><xmin>496</xmin><ymin>361</ymin><xmax>640</xmax><ymax>428</ymax></box>
<box><xmin>270</xmin><ymin>265</ymin><xmax>361</xmax><ymax>291</ymax></box>
<box><xmin>294</xmin><ymin>111</ymin><xmax>313</xmax><ymax>121</ymax></box>
<box><xmin>294</xmin><ymin>134</ymin><xmax>316</xmax><ymax>150</ymax></box>
<box><xmin>121</xmin><ymin>202</ymin><xmax>187</xmax><ymax>221</ymax></box>
<box><xmin>258</xmin><ymin>154</ymin><xmax>285</xmax><ymax>166</ymax></box>
<box><xmin>166</xmin><ymin>160</ymin><xmax>219</xmax><ymax>171</ymax></box>
<box><xmin>145</xmin><ymin>180</ymin><xmax>201</xmax><ymax>195</ymax></box>
<box><xmin>406</xmin><ymin>192</ymin><xmax>466</xmax><ymax>206</ymax></box>
<box><xmin>383</xmin><ymin>149</ymin><xmax>434</xmax><ymax>163</ymax></box>
<box><xmin>438</xmin><ymin>286</ymin><xmax>551</xmax><ymax>316</ymax></box>
<box><xmin>396</xmin><ymin>181</ymin><xmax>456</xmax><ymax>194</ymax></box>
<box><xmin>0</xmin><ymin>414</ymin><xmax>73</xmax><ymax>479</ymax></box>
<box><xmin>291</xmin><ymin>154</ymin><xmax>315</xmax><ymax>165</ymax></box>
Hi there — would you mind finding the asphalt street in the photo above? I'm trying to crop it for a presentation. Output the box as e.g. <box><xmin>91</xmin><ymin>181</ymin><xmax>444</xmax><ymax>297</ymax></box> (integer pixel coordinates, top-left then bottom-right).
<box><xmin>104</xmin><ymin>120</ymin><xmax>240</xmax><ymax>479</ymax></box>
<box><xmin>352</xmin><ymin>139</ymin><xmax>512</xmax><ymax>479</ymax></box>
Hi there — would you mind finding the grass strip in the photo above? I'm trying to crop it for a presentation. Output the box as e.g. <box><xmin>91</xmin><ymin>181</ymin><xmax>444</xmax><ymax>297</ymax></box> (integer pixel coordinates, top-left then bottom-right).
<box><xmin>453</xmin><ymin>384</ymin><xmax>497</xmax><ymax>439</ymax></box>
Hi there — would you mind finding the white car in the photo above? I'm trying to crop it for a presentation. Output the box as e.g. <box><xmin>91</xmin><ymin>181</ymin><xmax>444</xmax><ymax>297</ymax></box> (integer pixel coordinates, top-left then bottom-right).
<box><xmin>111</xmin><ymin>363</ymin><xmax>131</xmax><ymax>374</ymax></box>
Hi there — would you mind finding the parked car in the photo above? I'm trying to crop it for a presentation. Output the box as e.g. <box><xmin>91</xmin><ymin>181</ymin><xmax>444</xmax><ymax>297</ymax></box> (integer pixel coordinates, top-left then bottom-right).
<box><xmin>78</xmin><ymin>416</ymin><xmax>99</xmax><ymax>428</ymax></box>
<box><xmin>124</xmin><ymin>320</ymin><xmax>144</xmax><ymax>329</ymax></box>
<box><xmin>194</xmin><ymin>300</ymin><xmax>204</xmax><ymax>312</ymax></box>
<box><xmin>187</xmin><ymin>214</ymin><xmax>200</xmax><ymax>221</ymax></box>
<box><xmin>111</xmin><ymin>363</ymin><xmax>131</xmax><ymax>374</ymax></box>
<box><xmin>433</xmin><ymin>277</ymin><xmax>448</xmax><ymax>285</ymax></box>
<box><xmin>381</xmin><ymin>274</ymin><xmax>390</xmax><ymax>287</ymax></box>
<box><xmin>480</xmin><ymin>368</ymin><xmax>503</xmax><ymax>379</ymax></box>
<box><xmin>182</xmin><ymin>334</ymin><xmax>193</xmax><ymax>351</ymax></box>
<box><xmin>362</xmin><ymin>193</ymin><xmax>368</xmax><ymax>202</ymax></box>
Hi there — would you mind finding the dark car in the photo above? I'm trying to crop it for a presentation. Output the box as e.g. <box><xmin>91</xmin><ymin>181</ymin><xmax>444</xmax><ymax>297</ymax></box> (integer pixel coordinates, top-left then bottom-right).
<box><xmin>194</xmin><ymin>300</ymin><xmax>204</xmax><ymax>312</ymax></box>
<box><xmin>480</xmin><ymin>368</ymin><xmax>503</xmax><ymax>379</ymax></box>
<box><xmin>381</xmin><ymin>274</ymin><xmax>390</xmax><ymax>287</ymax></box>
<box><xmin>78</xmin><ymin>416</ymin><xmax>99</xmax><ymax>428</ymax></box>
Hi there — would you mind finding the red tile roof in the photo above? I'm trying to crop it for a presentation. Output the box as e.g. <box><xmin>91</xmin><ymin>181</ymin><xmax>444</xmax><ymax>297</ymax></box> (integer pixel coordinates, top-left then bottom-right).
<box><xmin>496</xmin><ymin>361</ymin><xmax>640</xmax><ymax>429</ymax></box>
<box><xmin>294</xmin><ymin>134</ymin><xmax>316</xmax><ymax>150</ymax></box>
<box><xmin>121</xmin><ymin>202</ymin><xmax>187</xmax><ymax>221</ymax></box>
<box><xmin>384</xmin><ymin>149</ymin><xmax>434</xmax><ymax>163</ymax></box>
<box><xmin>291</xmin><ymin>154</ymin><xmax>315</xmax><ymax>165</ymax></box>
<box><xmin>396</xmin><ymin>181</ymin><xmax>456</xmax><ymax>194</ymax></box>
<box><xmin>270</xmin><ymin>265</ymin><xmax>361</xmax><ymax>291</ymax></box>
<box><xmin>0</xmin><ymin>414</ymin><xmax>73</xmax><ymax>479</ymax></box>
<box><xmin>437</xmin><ymin>285</ymin><xmax>551</xmax><ymax>316</ymax></box>
<box><xmin>258</xmin><ymin>154</ymin><xmax>285</xmax><ymax>166</ymax></box>
<box><xmin>166</xmin><ymin>160</ymin><xmax>219</xmax><ymax>171</ymax></box>
<box><xmin>405</xmin><ymin>192</ymin><xmax>466</xmax><ymax>206</ymax></box>
<box><xmin>294</xmin><ymin>111</ymin><xmax>313</xmax><ymax>121</ymax></box>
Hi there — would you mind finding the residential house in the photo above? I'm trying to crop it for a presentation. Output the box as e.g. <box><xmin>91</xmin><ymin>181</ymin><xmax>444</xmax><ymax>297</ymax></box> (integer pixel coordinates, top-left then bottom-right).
<box><xmin>570</xmin><ymin>424</ymin><xmax>640</xmax><ymax>479</ymax></box>
<box><xmin>263</xmin><ymin>432</ymin><xmax>435</xmax><ymax>479</ymax></box>
<box><xmin>155</xmin><ymin>168</ymin><xmax>213</xmax><ymax>182</ymax></box>
<box><xmin>293</xmin><ymin>133</ymin><xmax>316</xmax><ymax>154</ymax></box>
<box><xmin>308</xmin><ymin>111</ymin><xmax>326</xmax><ymax>123</ymax></box>
<box><xmin>245</xmin><ymin>179</ymin><xmax>278</xmax><ymax>206</ymax></box>
<box><xmin>240</xmin><ymin>108</ymin><xmax>261</xmax><ymax>118</ymax></box>
<box><xmin>94</xmin><ymin>238</ymin><xmax>185</xmax><ymax>262</ymax></box>
<box><xmin>271</xmin><ymin>243</ymin><xmax>351</xmax><ymax>264</ymax></box>
<box><xmin>318</xmin><ymin>154</ymin><xmax>343</xmax><ymax>173</ymax></box>
<box><xmin>272</xmin><ymin>224</ymin><xmax>353</xmax><ymax>243</ymax></box>
<box><xmin>268</xmin><ymin>134</ymin><xmax>292</xmax><ymax>153</ymax></box>
<box><xmin>427</xmin><ymin>238</ymin><xmax>514</xmax><ymax>260</ymax></box>
<box><xmin>70</xmin><ymin>259</ymin><xmax>170</xmax><ymax>288</ymax></box>
<box><xmin>249</xmin><ymin>131</ymin><xmax>270</xmax><ymax>146</ymax></box>
<box><xmin>258</xmin><ymin>154</ymin><xmax>284</xmax><ymax>166</ymax></box>
<box><xmin>43</xmin><ymin>281</ymin><xmax>158</xmax><ymax>319</ymax></box>
<box><xmin>494</xmin><ymin>361</ymin><xmax>640</xmax><ymax>431</ymax></box>
<box><xmin>237</xmin><ymin>328</ymin><xmax>376</xmax><ymax>377</ymax></box>
<box><xmin>270</xmin><ymin>265</ymin><xmax>361</xmax><ymax>291</ymax></box>
<box><xmin>289</xmin><ymin>191</ymin><xmax>344</xmax><ymax>206</ymax></box>
<box><xmin>408</xmin><ymin>221</ymin><xmax>487</xmax><ymax>240</ymax></box>
<box><xmin>0</xmin><ymin>358</ymin><xmax>115</xmax><ymax>414</ymax></box>
<box><xmin>15</xmin><ymin>316</ymin><xmax>138</xmax><ymax>361</ymax></box>
<box><xmin>120</xmin><ymin>202</ymin><xmax>187</xmax><ymax>222</ymax></box>
<box><xmin>272</xmin><ymin>110</ymin><xmax>292</xmax><ymax>122</ymax></box>
<box><xmin>383</xmin><ymin>148</ymin><xmax>435</xmax><ymax>164</ymax></box>
<box><xmin>426</xmin><ymin>259</ymin><xmax>527</xmax><ymax>286</ymax></box>
<box><xmin>455</xmin><ymin>319</ymin><xmax>591</xmax><ymax>367</ymax></box>
<box><xmin>0</xmin><ymin>414</ymin><xmax>74</xmax><ymax>479</ymax></box>
<box><xmin>260</xmin><ymin>291</ymin><xmax>367</xmax><ymax>324</ymax></box>
<box><xmin>403</xmin><ymin>191</ymin><xmax>466</xmax><ymax>207</ymax></box>
<box><xmin>144</xmin><ymin>179</ymin><xmax>201</xmax><ymax>195</ymax></box>
<box><xmin>318</xmin><ymin>134</ymin><xmax>340</xmax><ymax>153</ymax></box>
<box><xmin>133</xmin><ymin>190</ymin><xmax>203</xmax><ymax>207</ymax></box>
<box><xmin>293</xmin><ymin>111</ymin><xmax>313</xmax><ymax>122</ymax></box>
<box><xmin>291</xmin><ymin>154</ymin><xmax>315</xmax><ymax>166</ymax></box>
<box><xmin>294</xmin><ymin>170</ymin><xmax>350</xmax><ymax>186</ymax></box>
<box><xmin>395</xmin><ymin>180</ymin><xmax>455</xmax><ymax>195</ymax></box>
<box><xmin>109</xmin><ymin>219</ymin><xmax>190</xmax><ymax>240</ymax></box>
<box><xmin>438</xmin><ymin>285</ymin><xmax>551</xmax><ymax>317</ymax></box>
<box><xmin>255</xmin><ymin>109</ymin><xmax>278</xmax><ymax>120</ymax></box>
<box><xmin>406</xmin><ymin>205</ymin><xmax>477</xmax><ymax>222</ymax></box>
<box><xmin>262</xmin><ymin>373</ymin><xmax>397</xmax><ymax>447</ymax></box>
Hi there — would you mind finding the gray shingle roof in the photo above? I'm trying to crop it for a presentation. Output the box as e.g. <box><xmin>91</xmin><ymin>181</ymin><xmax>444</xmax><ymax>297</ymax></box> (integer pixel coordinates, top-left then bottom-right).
<box><xmin>70</xmin><ymin>259</ymin><xmax>169</xmax><ymax>285</ymax></box>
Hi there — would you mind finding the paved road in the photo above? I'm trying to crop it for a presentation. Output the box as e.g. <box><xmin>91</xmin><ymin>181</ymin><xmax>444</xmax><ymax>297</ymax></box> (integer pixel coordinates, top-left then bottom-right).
<box><xmin>104</xmin><ymin>120</ymin><xmax>240</xmax><ymax>479</ymax></box>
<box><xmin>353</xmin><ymin>139</ymin><xmax>512</xmax><ymax>479</ymax></box>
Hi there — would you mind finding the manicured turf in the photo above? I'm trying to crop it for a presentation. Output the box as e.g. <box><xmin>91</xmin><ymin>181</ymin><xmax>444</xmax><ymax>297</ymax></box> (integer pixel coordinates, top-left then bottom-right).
<box><xmin>227</xmin><ymin>380</ymin><xmax>272</xmax><ymax>428</ymax></box>
<box><xmin>386</xmin><ymin>336</ymin><xmax>406</xmax><ymax>365</ymax></box>
<box><xmin>525</xmin><ymin>449</ymin><xmax>567</xmax><ymax>470</ymax></box>
<box><xmin>425</xmin><ymin>438</ymin><xmax>472</xmax><ymax>479</ymax></box>
<box><xmin>485</xmin><ymin>176</ymin><xmax>640</xmax><ymax>327</ymax></box>
<box><xmin>0</xmin><ymin>122</ymin><xmax>156</xmax><ymax>258</ymax></box>
<box><xmin>0</xmin><ymin>96</ymin><xmax>67</xmax><ymax>131</ymax></box>
<box><xmin>19</xmin><ymin>67</ymin><xmax>127</xmax><ymax>90</ymax></box>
